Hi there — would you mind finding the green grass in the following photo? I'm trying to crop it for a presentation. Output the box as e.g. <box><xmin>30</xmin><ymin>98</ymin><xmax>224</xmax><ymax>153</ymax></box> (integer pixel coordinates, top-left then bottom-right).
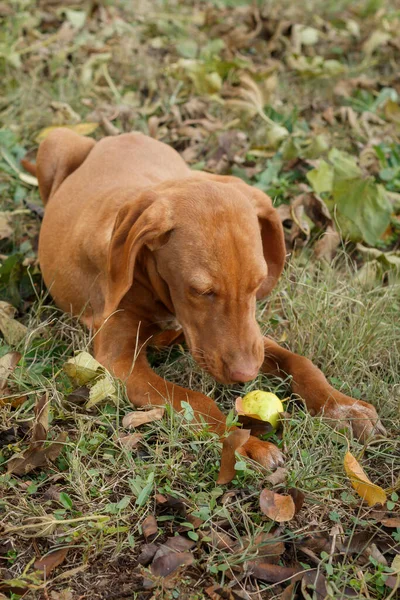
<box><xmin>1</xmin><ymin>1</ymin><xmax>400</xmax><ymax>599</ymax></box>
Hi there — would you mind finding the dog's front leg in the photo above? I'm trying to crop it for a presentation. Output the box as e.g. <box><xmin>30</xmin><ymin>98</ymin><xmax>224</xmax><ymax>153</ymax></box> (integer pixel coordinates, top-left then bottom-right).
<box><xmin>261</xmin><ymin>337</ymin><xmax>385</xmax><ymax>441</ymax></box>
<box><xmin>114</xmin><ymin>348</ymin><xmax>284</xmax><ymax>469</ymax></box>
<box><xmin>93</xmin><ymin>314</ymin><xmax>283</xmax><ymax>468</ymax></box>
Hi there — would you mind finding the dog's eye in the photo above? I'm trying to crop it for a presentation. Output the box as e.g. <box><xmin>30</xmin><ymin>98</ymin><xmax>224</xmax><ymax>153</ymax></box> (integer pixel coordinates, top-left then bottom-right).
<box><xmin>189</xmin><ymin>286</ymin><xmax>215</xmax><ymax>298</ymax></box>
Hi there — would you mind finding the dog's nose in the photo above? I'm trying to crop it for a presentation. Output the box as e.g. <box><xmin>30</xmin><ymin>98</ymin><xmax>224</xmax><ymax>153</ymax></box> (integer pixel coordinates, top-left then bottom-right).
<box><xmin>229</xmin><ymin>364</ymin><xmax>259</xmax><ymax>383</ymax></box>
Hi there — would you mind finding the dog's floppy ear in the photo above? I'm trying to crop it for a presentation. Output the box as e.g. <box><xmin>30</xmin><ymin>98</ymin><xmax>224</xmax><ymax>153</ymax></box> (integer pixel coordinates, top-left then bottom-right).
<box><xmin>104</xmin><ymin>192</ymin><xmax>173</xmax><ymax>317</ymax></box>
<box><xmin>36</xmin><ymin>128</ymin><xmax>96</xmax><ymax>204</ymax></box>
<box><xmin>251</xmin><ymin>189</ymin><xmax>286</xmax><ymax>299</ymax></box>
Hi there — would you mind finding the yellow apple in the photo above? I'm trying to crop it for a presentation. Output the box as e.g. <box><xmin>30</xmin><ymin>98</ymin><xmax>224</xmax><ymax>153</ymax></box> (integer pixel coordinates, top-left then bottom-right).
<box><xmin>240</xmin><ymin>390</ymin><xmax>284</xmax><ymax>429</ymax></box>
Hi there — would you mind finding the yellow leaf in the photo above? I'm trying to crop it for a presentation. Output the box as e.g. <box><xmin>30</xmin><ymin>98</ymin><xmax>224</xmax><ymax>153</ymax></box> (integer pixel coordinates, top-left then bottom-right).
<box><xmin>63</xmin><ymin>351</ymin><xmax>102</xmax><ymax>386</ymax></box>
<box><xmin>86</xmin><ymin>375</ymin><xmax>116</xmax><ymax>409</ymax></box>
<box><xmin>344</xmin><ymin>452</ymin><xmax>387</xmax><ymax>507</ymax></box>
<box><xmin>35</xmin><ymin>123</ymin><xmax>99</xmax><ymax>143</ymax></box>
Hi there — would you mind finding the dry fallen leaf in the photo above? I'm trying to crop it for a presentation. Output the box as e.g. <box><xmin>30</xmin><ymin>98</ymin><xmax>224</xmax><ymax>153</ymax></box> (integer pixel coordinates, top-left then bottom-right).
<box><xmin>86</xmin><ymin>375</ymin><xmax>116</xmax><ymax>409</ymax></box>
<box><xmin>0</xmin><ymin>302</ymin><xmax>28</xmax><ymax>346</ymax></box>
<box><xmin>138</xmin><ymin>543</ymin><xmax>158</xmax><ymax>566</ymax></box>
<box><xmin>63</xmin><ymin>351</ymin><xmax>102</xmax><ymax>386</ymax></box>
<box><xmin>301</xmin><ymin>569</ymin><xmax>328</xmax><ymax>600</ymax></box>
<box><xmin>344</xmin><ymin>452</ymin><xmax>387</xmax><ymax>507</ymax></box>
<box><xmin>216</xmin><ymin>429</ymin><xmax>251</xmax><ymax>485</ymax></box>
<box><xmin>266</xmin><ymin>467</ymin><xmax>288</xmax><ymax>486</ymax></box>
<box><xmin>288</xmin><ymin>488</ymin><xmax>305</xmax><ymax>514</ymax></box>
<box><xmin>0</xmin><ymin>212</ymin><xmax>12</xmax><ymax>240</ymax></box>
<box><xmin>151</xmin><ymin>551</ymin><xmax>194</xmax><ymax>578</ymax></box>
<box><xmin>118</xmin><ymin>432</ymin><xmax>143</xmax><ymax>449</ymax></box>
<box><xmin>34</xmin><ymin>545</ymin><xmax>70</xmax><ymax>578</ymax></box>
<box><xmin>248</xmin><ymin>562</ymin><xmax>302</xmax><ymax>583</ymax></box>
<box><xmin>381</xmin><ymin>517</ymin><xmax>400</xmax><ymax>528</ymax></box>
<box><xmin>165</xmin><ymin>536</ymin><xmax>195</xmax><ymax>552</ymax></box>
<box><xmin>259</xmin><ymin>489</ymin><xmax>296</xmax><ymax>522</ymax></box>
<box><xmin>142</xmin><ymin>515</ymin><xmax>158</xmax><ymax>542</ymax></box>
<box><xmin>0</xmin><ymin>351</ymin><xmax>21</xmax><ymax>393</ymax></box>
<box><xmin>31</xmin><ymin>394</ymin><xmax>50</xmax><ymax>444</ymax></box>
<box><xmin>122</xmin><ymin>407</ymin><xmax>165</xmax><ymax>428</ymax></box>
<box><xmin>7</xmin><ymin>432</ymin><xmax>67</xmax><ymax>476</ymax></box>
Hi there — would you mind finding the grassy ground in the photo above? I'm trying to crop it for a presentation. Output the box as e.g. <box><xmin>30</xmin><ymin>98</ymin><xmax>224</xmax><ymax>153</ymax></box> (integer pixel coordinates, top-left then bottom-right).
<box><xmin>1</xmin><ymin>1</ymin><xmax>400</xmax><ymax>599</ymax></box>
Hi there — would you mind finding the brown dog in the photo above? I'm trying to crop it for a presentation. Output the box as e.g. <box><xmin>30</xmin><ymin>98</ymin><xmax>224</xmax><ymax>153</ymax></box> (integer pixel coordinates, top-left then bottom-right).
<box><xmin>29</xmin><ymin>129</ymin><xmax>384</xmax><ymax>468</ymax></box>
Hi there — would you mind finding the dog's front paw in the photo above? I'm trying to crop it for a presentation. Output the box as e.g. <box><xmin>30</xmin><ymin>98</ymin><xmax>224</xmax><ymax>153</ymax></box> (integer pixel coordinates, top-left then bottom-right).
<box><xmin>239</xmin><ymin>436</ymin><xmax>285</xmax><ymax>469</ymax></box>
<box><xmin>321</xmin><ymin>396</ymin><xmax>386</xmax><ymax>442</ymax></box>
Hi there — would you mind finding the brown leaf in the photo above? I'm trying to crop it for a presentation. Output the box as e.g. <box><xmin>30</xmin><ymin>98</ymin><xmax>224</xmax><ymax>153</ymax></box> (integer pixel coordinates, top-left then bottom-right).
<box><xmin>314</xmin><ymin>225</ymin><xmax>340</xmax><ymax>262</ymax></box>
<box><xmin>208</xmin><ymin>529</ymin><xmax>237</xmax><ymax>552</ymax></box>
<box><xmin>0</xmin><ymin>212</ymin><xmax>12</xmax><ymax>240</ymax></box>
<box><xmin>118</xmin><ymin>432</ymin><xmax>143</xmax><ymax>449</ymax></box>
<box><xmin>301</xmin><ymin>569</ymin><xmax>328</xmax><ymax>600</ymax></box>
<box><xmin>279</xmin><ymin>582</ymin><xmax>297</xmax><ymax>600</ymax></box>
<box><xmin>122</xmin><ymin>407</ymin><xmax>165</xmax><ymax>428</ymax></box>
<box><xmin>185</xmin><ymin>514</ymin><xmax>204</xmax><ymax>529</ymax></box>
<box><xmin>260</xmin><ymin>489</ymin><xmax>296</xmax><ymax>522</ymax></box>
<box><xmin>165</xmin><ymin>536</ymin><xmax>195</xmax><ymax>552</ymax></box>
<box><xmin>138</xmin><ymin>543</ymin><xmax>158</xmax><ymax>566</ymax></box>
<box><xmin>344</xmin><ymin>452</ymin><xmax>387</xmax><ymax>506</ymax></box>
<box><xmin>65</xmin><ymin>386</ymin><xmax>90</xmax><ymax>405</ymax></box>
<box><xmin>7</xmin><ymin>432</ymin><xmax>67</xmax><ymax>475</ymax></box>
<box><xmin>142</xmin><ymin>515</ymin><xmax>158</xmax><ymax>542</ymax></box>
<box><xmin>206</xmin><ymin>585</ymin><xmax>250</xmax><ymax>600</ymax></box>
<box><xmin>288</xmin><ymin>488</ymin><xmax>305</xmax><ymax>514</ymax></box>
<box><xmin>216</xmin><ymin>429</ymin><xmax>251</xmax><ymax>485</ymax></box>
<box><xmin>34</xmin><ymin>545</ymin><xmax>69</xmax><ymax>577</ymax></box>
<box><xmin>237</xmin><ymin>415</ymin><xmax>274</xmax><ymax>437</ymax></box>
<box><xmin>248</xmin><ymin>562</ymin><xmax>302</xmax><ymax>583</ymax></box>
<box><xmin>151</xmin><ymin>551</ymin><xmax>194</xmax><ymax>578</ymax></box>
<box><xmin>32</xmin><ymin>394</ymin><xmax>50</xmax><ymax>445</ymax></box>
<box><xmin>0</xmin><ymin>311</ymin><xmax>28</xmax><ymax>346</ymax></box>
<box><xmin>0</xmin><ymin>351</ymin><xmax>21</xmax><ymax>393</ymax></box>
<box><xmin>254</xmin><ymin>531</ymin><xmax>285</xmax><ymax>563</ymax></box>
<box><xmin>266</xmin><ymin>467</ymin><xmax>288</xmax><ymax>486</ymax></box>
<box><xmin>381</xmin><ymin>517</ymin><xmax>400</xmax><ymax>528</ymax></box>
<box><xmin>155</xmin><ymin>493</ymin><xmax>187</xmax><ymax>517</ymax></box>
<box><xmin>0</xmin><ymin>426</ymin><xmax>19</xmax><ymax>448</ymax></box>
<box><xmin>337</xmin><ymin>531</ymin><xmax>374</xmax><ymax>555</ymax></box>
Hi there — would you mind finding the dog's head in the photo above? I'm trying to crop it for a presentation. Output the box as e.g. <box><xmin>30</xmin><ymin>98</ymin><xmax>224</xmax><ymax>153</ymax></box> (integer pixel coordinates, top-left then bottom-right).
<box><xmin>105</xmin><ymin>178</ymin><xmax>285</xmax><ymax>384</ymax></box>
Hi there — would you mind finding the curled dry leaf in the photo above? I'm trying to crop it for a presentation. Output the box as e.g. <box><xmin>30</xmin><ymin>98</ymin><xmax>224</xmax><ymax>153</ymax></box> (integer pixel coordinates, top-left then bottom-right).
<box><xmin>216</xmin><ymin>428</ymin><xmax>251</xmax><ymax>485</ymax></box>
<box><xmin>381</xmin><ymin>517</ymin><xmax>400</xmax><ymax>528</ymax></box>
<box><xmin>118</xmin><ymin>432</ymin><xmax>143</xmax><ymax>449</ymax></box>
<box><xmin>288</xmin><ymin>488</ymin><xmax>305</xmax><ymax>514</ymax></box>
<box><xmin>260</xmin><ymin>489</ymin><xmax>296</xmax><ymax>522</ymax></box>
<box><xmin>165</xmin><ymin>536</ymin><xmax>195</xmax><ymax>552</ymax></box>
<box><xmin>34</xmin><ymin>545</ymin><xmax>70</xmax><ymax>578</ymax></box>
<box><xmin>142</xmin><ymin>515</ymin><xmax>158</xmax><ymax>542</ymax></box>
<box><xmin>301</xmin><ymin>569</ymin><xmax>328</xmax><ymax>600</ymax></box>
<box><xmin>7</xmin><ymin>432</ymin><xmax>67</xmax><ymax>476</ymax></box>
<box><xmin>248</xmin><ymin>561</ymin><xmax>302</xmax><ymax>583</ymax></box>
<box><xmin>0</xmin><ymin>301</ymin><xmax>28</xmax><ymax>345</ymax></box>
<box><xmin>138</xmin><ymin>543</ymin><xmax>158</xmax><ymax>566</ymax></box>
<box><xmin>155</xmin><ymin>493</ymin><xmax>187</xmax><ymax>516</ymax></box>
<box><xmin>0</xmin><ymin>212</ymin><xmax>12</xmax><ymax>240</ymax></box>
<box><xmin>63</xmin><ymin>351</ymin><xmax>102</xmax><ymax>386</ymax></box>
<box><xmin>344</xmin><ymin>452</ymin><xmax>387</xmax><ymax>507</ymax></box>
<box><xmin>31</xmin><ymin>394</ymin><xmax>50</xmax><ymax>444</ymax></box>
<box><xmin>151</xmin><ymin>551</ymin><xmax>194</xmax><ymax>578</ymax></box>
<box><xmin>0</xmin><ymin>351</ymin><xmax>21</xmax><ymax>394</ymax></box>
<box><xmin>122</xmin><ymin>407</ymin><xmax>165</xmax><ymax>428</ymax></box>
<box><xmin>266</xmin><ymin>467</ymin><xmax>288</xmax><ymax>486</ymax></box>
<box><xmin>86</xmin><ymin>375</ymin><xmax>116</xmax><ymax>408</ymax></box>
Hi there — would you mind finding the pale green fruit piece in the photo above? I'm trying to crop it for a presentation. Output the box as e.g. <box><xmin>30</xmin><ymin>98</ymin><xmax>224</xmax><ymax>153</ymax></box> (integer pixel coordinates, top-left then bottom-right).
<box><xmin>242</xmin><ymin>390</ymin><xmax>283</xmax><ymax>428</ymax></box>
